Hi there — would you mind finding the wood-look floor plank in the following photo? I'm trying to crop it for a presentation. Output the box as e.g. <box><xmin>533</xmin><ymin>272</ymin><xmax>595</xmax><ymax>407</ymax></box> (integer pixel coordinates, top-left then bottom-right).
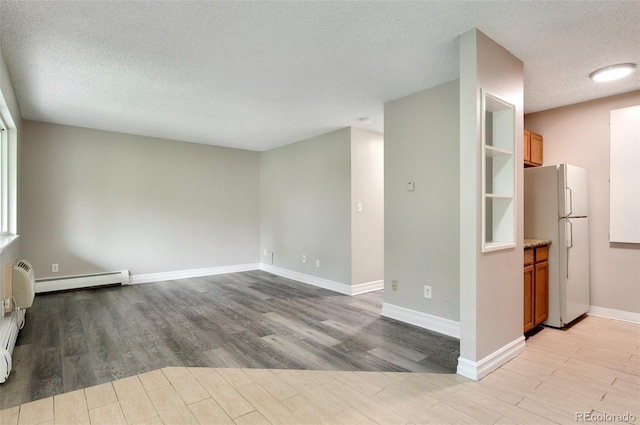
<box><xmin>322</xmin><ymin>379</ymin><xmax>409</xmax><ymax>425</ymax></box>
<box><xmin>2</xmin><ymin>270</ymin><xmax>458</xmax><ymax>409</ymax></box>
<box><xmin>87</xmin><ymin>402</ymin><xmax>126</xmax><ymax>425</ymax></box>
<box><xmin>189</xmin><ymin>397</ymin><xmax>235</xmax><ymax>425</ymax></box>
<box><xmin>189</xmin><ymin>369</ymin><xmax>255</xmax><ymax>419</ymax></box>
<box><xmin>15</xmin><ymin>397</ymin><xmax>53</xmax><ymax>425</ymax></box>
<box><xmin>0</xmin><ymin>406</ymin><xmax>20</xmax><ymax>425</ymax></box>
<box><xmin>281</xmin><ymin>393</ymin><xmax>335</xmax><ymax>425</ymax></box>
<box><xmin>84</xmin><ymin>382</ymin><xmax>117</xmax><ymax>411</ymax></box>
<box><xmin>233</xmin><ymin>410</ymin><xmax>272</xmax><ymax>425</ymax></box>
<box><xmin>235</xmin><ymin>382</ymin><xmax>298</xmax><ymax>425</ymax></box>
<box><xmin>276</xmin><ymin>371</ymin><xmax>350</xmax><ymax>415</ymax></box>
<box><xmin>3</xmin><ymin>314</ymin><xmax>640</xmax><ymax>425</ymax></box>
<box><xmin>52</xmin><ymin>389</ymin><xmax>90</xmax><ymax>425</ymax></box>
<box><xmin>161</xmin><ymin>367</ymin><xmax>209</xmax><ymax>405</ymax></box>
<box><xmin>146</xmin><ymin>386</ymin><xmax>198</xmax><ymax>425</ymax></box>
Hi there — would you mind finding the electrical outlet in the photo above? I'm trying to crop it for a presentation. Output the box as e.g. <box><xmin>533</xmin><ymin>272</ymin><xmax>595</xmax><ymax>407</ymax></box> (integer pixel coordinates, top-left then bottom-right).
<box><xmin>2</xmin><ymin>299</ymin><xmax>11</xmax><ymax>310</ymax></box>
<box><xmin>316</xmin><ymin>259</ymin><xmax>320</xmax><ymax>267</ymax></box>
<box><xmin>424</xmin><ymin>285</ymin><xmax>432</xmax><ymax>299</ymax></box>
<box><xmin>52</xmin><ymin>263</ymin><xmax>59</xmax><ymax>273</ymax></box>
<box><xmin>302</xmin><ymin>255</ymin><xmax>306</xmax><ymax>263</ymax></box>
<box><xmin>391</xmin><ymin>280</ymin><xmax>398</xmax><ymax>291</ymax></box>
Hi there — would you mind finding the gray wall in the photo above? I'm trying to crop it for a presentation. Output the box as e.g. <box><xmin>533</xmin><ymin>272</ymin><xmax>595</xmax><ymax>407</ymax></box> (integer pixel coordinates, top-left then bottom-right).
<box><xmin>21</xmin><ymin>121</ymin><xmax>260</xmax><ymax>278</ymax></box>
<box><xmin>260</xmin><ymin>128</ymin><xmax>352</xmax><ymax>284</ymax></box>
<box><xmin>459</xmin><ymin>29</ymin><xmax>524</xmax><ymax>362</ymax></box>
<box><xmin>351</xmin><ymin>128</ymin><xmax>384</xmax><ymax>285</ymax></box>
<box><xmin>384</xmin><ymin>80</ymin><xmax>461</xmax><ymax>321</ymax></box>
<box><xmin>525</xmin><ymin>91</ymin><xmax>640</xmax><ymax>315</ymax></box>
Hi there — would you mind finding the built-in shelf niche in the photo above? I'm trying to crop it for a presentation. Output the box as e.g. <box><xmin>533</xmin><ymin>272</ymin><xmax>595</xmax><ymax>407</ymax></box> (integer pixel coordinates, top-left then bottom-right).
<box><xmin>482</xmin><ymin>89</ymin><xmax>516</xmax><ymax>252</ymax></box>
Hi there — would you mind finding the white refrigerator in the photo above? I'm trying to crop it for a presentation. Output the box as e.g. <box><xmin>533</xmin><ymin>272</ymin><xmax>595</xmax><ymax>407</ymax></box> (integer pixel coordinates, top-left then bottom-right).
<box><xmin>524</xmin><ymin>164</ymin><xmax>590</xmax><ymax>328</ymax></box>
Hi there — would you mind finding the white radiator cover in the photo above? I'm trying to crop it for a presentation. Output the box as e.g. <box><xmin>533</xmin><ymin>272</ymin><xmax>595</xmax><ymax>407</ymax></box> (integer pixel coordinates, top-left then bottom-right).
<box><xmin>0</xmin><ymin>309</ymin><xmax>25</xmax><ymax>384</ymax></box>
<box><xmin>36</xmin><ymin>270</ymin><xmax>130</xmax><ymax>293</ymax></box>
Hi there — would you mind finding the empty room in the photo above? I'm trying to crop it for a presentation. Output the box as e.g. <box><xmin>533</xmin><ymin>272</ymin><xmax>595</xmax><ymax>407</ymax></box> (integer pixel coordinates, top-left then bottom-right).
<box><xmin>0</xmin><ymin>2</ymin><xmax>639</xmax><ymax>424</ymax></box>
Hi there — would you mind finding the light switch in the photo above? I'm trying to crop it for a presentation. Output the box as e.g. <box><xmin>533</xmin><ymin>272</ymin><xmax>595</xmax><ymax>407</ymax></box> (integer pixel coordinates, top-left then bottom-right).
<box><xmin>357</xmin><ymin>202</ymin><xmax>363</xmax><ymax>213</ymax></box>
<box><xmin>407</xmin><ymin>181</ymin><xmax>415</xmax><ymax>191</ymax></box>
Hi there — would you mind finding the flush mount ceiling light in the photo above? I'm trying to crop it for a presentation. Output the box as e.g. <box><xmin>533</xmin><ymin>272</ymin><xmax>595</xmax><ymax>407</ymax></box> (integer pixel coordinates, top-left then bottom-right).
<box><xmin>357</xmin><ymin>117</ymin><xmax>372</xmax><ymax>124</ymax></box>
<box><xmin>589</xmin><ymin>63</ymin><xmax>637</xmax><ymax>82</ymax></box>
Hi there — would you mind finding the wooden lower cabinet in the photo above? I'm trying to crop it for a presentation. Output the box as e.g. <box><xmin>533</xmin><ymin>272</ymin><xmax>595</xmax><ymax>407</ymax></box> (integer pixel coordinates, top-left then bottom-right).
<box><xmin>523</xmin><ymin>264</ymin><xmax>535</xmax><ymax>332</ymax></box>
<box><xmin>524</xmin><ymin>245</ymin><xmax>549</xmax><ymax>333</ymax></box>
<box><xmin>534</xmin><ymin>261</ymin><xmax>549</xmax><ymax>325</ymax></box>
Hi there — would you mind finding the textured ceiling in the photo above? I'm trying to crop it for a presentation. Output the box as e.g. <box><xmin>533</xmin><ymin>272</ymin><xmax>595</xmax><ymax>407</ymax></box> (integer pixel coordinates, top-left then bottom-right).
<box><xmin>1</xmin><ymin>1</ymin><xmax>639</xmax><ymax>151</ymax></box>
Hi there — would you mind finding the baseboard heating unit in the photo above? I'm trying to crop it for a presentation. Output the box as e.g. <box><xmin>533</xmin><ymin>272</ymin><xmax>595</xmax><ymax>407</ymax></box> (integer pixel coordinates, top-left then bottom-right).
<box><xmin>36</xmin><ymin>270</ymin><xmax>130</xmax><ymax>293</ymax></box>
<box><xmin>1</xmin><ymin>309</ymin><xmax>25</xmax><ymax>383</ymax></box>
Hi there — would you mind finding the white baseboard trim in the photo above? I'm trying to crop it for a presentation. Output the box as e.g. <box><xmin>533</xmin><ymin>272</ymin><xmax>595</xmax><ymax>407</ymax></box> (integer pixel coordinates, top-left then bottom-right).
<box><xmin>457</xmin><ymin>335</ymin><xmax>526</xmax><ymax>381</ymax></box>
<box><xmin>259</xmin><ymin>264</ymin><xmax>363</xmax><ymax>295</ymax></box>
<box><xmin>381</xmin><ymin>302</ymin><xmax>460</xmax><ymax>339</ymax></box>
<box><xmin>588</xmin><ymin>305</ymin><xmax>640</xmax><ymax>324</ymax></box>
<box><xmin>36</xmin><ymin>270</ymin><xmax>130</xmax><ymax>293</ymax></box>
<box><xmin>351</xmin><ymin>280</ymin><xmax>384</xmax><ymax>295</ymax></box>
<box><xmin>129</xmin><ymin>263</ymin><xmax>260</xmax><ymax>285</ymax></box>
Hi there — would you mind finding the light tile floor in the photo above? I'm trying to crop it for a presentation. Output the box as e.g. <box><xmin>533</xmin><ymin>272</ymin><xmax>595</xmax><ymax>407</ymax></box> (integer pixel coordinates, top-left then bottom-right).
<box><xmin>1</xmin><ymin>315</ymin><xmax>638</xmax><ymax>425</ymax></box>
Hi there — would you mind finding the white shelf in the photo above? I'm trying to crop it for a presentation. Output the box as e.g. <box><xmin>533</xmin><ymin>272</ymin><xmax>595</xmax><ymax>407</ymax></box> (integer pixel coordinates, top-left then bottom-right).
<box><xmin>482</xmin><ymin>89</ymin><xmax>516</xmax><ymax>253</ymax></box>
<box><xmin>485</xmin><ymin>193</ymin><xmax>513</xmax><ymax>199</ymax></box>
<box><xmin>485</xmin><ymin>145</ymin><xmax>513</xmax><ymax>157</ymax></box>
<box><xmin>483</xmin><ymin>241</ymin><xmax>517</xmax><ymax>252</ymax></box>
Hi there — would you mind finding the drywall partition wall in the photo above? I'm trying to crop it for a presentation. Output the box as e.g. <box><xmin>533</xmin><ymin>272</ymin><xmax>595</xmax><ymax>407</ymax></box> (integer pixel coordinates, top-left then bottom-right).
<box><xmin>20</xmin><ymin>121</ymin><xmax>260</xmax><ymax>279</ymax></box>
<box><xmin>351</xmin><ymin>128</ymin><xmax>384</xmax><ymax>286</ymax></box>
<box><xmin>525</xmin><ymin>91</ymin><xmax>640</xmax><ymax>320</ymax></box>
<box><xmin>383</xmin><ymin>80</ymin><xmax>461</xmax><ymax>328</ymax></box>
<box><xmin>260</xmin><ymin>128</ymin><xmax>352</xmax><ymax>286</ymax></box>
<box><xmin>458</xmin><ymin>29</ymin><xmax>524</xmax><ymax>380</ymax></box>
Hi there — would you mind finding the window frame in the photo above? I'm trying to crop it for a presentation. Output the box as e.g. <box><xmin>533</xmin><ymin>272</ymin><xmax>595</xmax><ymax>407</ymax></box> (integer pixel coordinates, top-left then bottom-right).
<box><xmin>0</xmin><ymin>111</ymin><xmax>17</xmax><ymax>236</ymax></box>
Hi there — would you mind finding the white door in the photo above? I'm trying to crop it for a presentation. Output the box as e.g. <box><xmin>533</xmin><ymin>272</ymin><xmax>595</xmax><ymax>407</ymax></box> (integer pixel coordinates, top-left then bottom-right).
<box><xmin>559</xmin><ymin>217</ymin><xmax>590</xmax><ymax>325</ymax></box>
<box><xmin>559</xmin><ymin>164</ymin><xmax>589</xmax><ymax>218</ymax></box>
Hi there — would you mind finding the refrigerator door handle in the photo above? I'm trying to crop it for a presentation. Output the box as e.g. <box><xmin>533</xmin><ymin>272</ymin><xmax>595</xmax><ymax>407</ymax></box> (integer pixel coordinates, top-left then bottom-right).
<box><xmin>566</xmin><ymin>219</ymin><xmax>573</xmax><ymax>278</ymax></box>
<box><xmin>566</xmin><ymin>186</ymin><xmax>573</xmax><ymax>217</ymax></box>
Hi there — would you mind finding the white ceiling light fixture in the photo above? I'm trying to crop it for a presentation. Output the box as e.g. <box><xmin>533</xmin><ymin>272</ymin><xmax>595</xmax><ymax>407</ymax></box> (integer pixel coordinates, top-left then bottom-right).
<box><xmin>358</xmin><ymin>117</ymin><xmax>373</xmax><ymax>124</ymax></box>
<box><xmin>589</xmin><ymin>63</ymin><xmax>637</xmax><ymax>82</ymax></box>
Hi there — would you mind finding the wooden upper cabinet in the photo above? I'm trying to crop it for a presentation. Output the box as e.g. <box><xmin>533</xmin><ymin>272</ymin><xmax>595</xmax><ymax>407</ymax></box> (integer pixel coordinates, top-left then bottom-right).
<box><xmin>530</xmin><ymin>132</ymin><xmax>543</xmax><ymax>165</ymax></box>
<box><xmin>523</xmin><ymin>130</ymin><xmax>531</xmax><ymax>164</ymax></box>
<box><xmin>524</xmin><ymin>129</ymin><xmax>543</xmax><ymax>167</ymax></box>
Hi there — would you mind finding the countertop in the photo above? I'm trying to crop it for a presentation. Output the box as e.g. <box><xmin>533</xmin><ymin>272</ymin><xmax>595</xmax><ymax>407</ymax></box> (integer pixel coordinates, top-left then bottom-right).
<box><xmin>524</xmin><ymin>238</ymin><xmax>552</xmax><ymax>248</ymax></box>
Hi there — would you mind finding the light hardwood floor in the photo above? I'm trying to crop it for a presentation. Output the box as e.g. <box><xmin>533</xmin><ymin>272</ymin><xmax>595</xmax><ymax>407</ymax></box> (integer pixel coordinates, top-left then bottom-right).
<box><xmin>1</xmin><ymin>314</ymin><xmax>638</xmax><ymax>425</ymax></box>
